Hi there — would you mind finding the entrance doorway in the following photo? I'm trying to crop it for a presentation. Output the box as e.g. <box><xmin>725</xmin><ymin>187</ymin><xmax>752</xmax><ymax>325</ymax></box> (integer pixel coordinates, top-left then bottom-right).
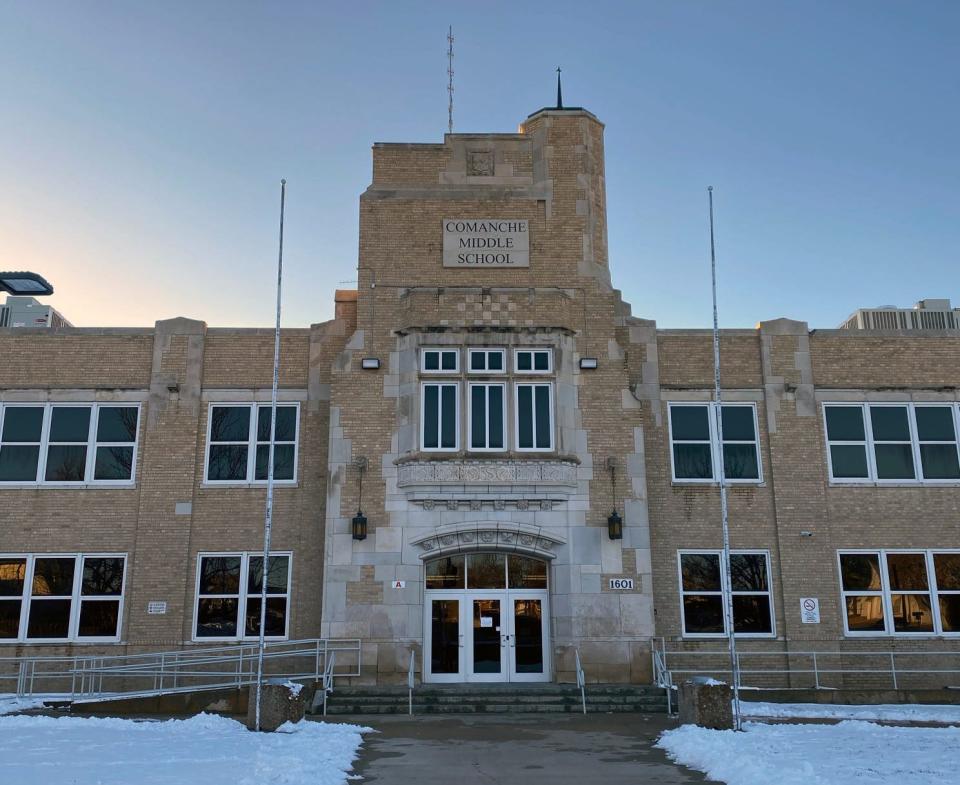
<box><xmin>423</xmin><ymin>553</ymin><xmax>550</xmax><ymax>683</ymax></box>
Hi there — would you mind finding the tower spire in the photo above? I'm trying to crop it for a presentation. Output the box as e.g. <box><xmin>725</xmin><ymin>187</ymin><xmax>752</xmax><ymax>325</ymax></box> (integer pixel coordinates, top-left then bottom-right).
<box><xmin>555</xmin><ymin>67</ymin><xmax>563</xmax><ymax>109</ymax></box>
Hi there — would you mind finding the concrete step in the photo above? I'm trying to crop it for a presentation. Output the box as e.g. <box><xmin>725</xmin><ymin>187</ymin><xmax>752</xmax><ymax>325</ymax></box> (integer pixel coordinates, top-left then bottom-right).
<box><xmin>325</xmin><ymin>701</ymin><xmax>667</xmax><ymax>715</ymax></box>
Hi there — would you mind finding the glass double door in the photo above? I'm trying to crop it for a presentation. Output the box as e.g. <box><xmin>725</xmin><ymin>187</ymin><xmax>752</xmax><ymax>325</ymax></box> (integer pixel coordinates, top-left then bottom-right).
<box><xmin>426</xmin><ymin>591</ymin><xmax>550</xmax><ymax>683</ymax></box>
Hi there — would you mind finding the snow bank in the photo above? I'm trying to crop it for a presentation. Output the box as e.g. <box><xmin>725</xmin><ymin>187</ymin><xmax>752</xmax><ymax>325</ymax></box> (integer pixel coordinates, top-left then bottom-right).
<box><xmin>741</xmin><ymin>700</ymin><xmax>960</xmax><ymax>724</ymax></box>
<box><xmin>0</xmin><ymin>697</ymin><xmax>46</xmax><ymax>716</ymax></box>
<box><xmin>658</xmin><ymin>720</ymin><xmax>960</xmax><ymax>785</ymax></box>
<box><xmin>0</xmin><ymin>712</ymin><xmax>370</xmax><ymax>785</ymax></box>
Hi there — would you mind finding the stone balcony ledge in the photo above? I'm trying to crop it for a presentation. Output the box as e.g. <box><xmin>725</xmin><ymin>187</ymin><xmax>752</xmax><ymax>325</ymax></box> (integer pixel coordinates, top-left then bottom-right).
<box><xmin>396</xmin><ymin>457</ymin><xmax>579</xmax><ymax>489</ymax></box>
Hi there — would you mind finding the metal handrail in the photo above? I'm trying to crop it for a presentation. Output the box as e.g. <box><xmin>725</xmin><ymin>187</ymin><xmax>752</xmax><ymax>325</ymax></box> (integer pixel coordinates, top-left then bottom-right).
<box><xmin>650</xmin><ymin>639</ymin><xmax>674</xmax><ymax>715</ymax></box>
<box><xmin>407</xmin><ymin>649</ymin><xmax>416</xmax><ymax>716</ymax></box>
<box><xmin>320</xmin><ymin>651</ymin><xmax>336</xmax><ymax>716</ymax></box>
<box><xmin>574</xmin><ymin>648</ymin><xmax>586</xmax><ymax>715</ymax></box>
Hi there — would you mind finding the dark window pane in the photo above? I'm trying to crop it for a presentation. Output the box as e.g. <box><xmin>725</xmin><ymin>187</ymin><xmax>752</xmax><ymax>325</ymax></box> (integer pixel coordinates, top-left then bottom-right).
<box><xmin>508</xmin><ymin>555</ymin><xmax>548</xmax><ymax>589</ymax></box>
<box><xmin>723</xmin><ymin>444</ymin><xmax>759</xmax><ymax>480</ymax></box>
<box><xmin>247</xmin><ymin>556</ymin><xmax>289</xmax><ymax>594</ymax></box>
<box><xmin>939</xmin><ymin>595</ymin><xmax>960</xmax><ymax>632</ymax></box>
<box><xmin>0</xmin><ymin>559</ymin><xmax>26</xmax><ymax>596</ymax></box>
<box><xmin>681</xmin><ymin>554</ymin><xmax>721</xmax><ymax>591</ymax></box>
<box><xmin>196</xmin><ymin>597</ymin><xmax>238</xmax><ymax>637</ymax></box>
<box><xmin>674</xmin><ymin>444</ymin><xmax>713</xmax><ymax>479</ymax></box>
<box><xmin>27</xmin><ymin>599</ymin><xmax>72</xmax><ymax>638</ymax></box>
<box><xmin>45</xmin><ymin>445</ymin><xmax>87</xmax><ymax>481</ymax></box>
<box><xmin>0</xmin><ymin>600</ymin><xmax>21</xmax><ymax>638</ymax></box>
<box><xmin>425</xmin><ymin>556</ymin><xmax>465</xmax><ymax>590</ymax></box>
<box><xmin>517</xmin><ymin>352</ymin><xmax>532</xmax><ymax>371</ymax></box>
<box><xmin>255</xmin><ymin>444</ymin><xmax>295</xmax><ymax>480</ymax></box>
<box><xmin>207</xmin><ymin>444</ymin><xmax>248</xmax><ymax>481</ymax></box>
<box><xmin>488</xmin><ymin>352</ymin><xmax>503</xmax><ymax>371</ymax></box>
<box><xmin>488</xmin><ymin>386</ymin><xmax>504</xmax><ymax>449</ymax></box>
<box><xmin>1</xmin><ymin>406</ymin><xmax>44</xmax><ymax>442</ymax></box>
<box><xmin>423</xmin><ymin>386</ymin><xmax>439</xmax><ymax>448</ymax></box>
<box><xmin>870</xmin><ymin>406</ymin><xmax>911</xmax><ymax>441</ymax></box>
<box><xmin>467</xmin><ymin>553</ymin><xmax>506</xmax><ymax>589</ymax></box>
<box><xmin>845</xmin><ymin>596</ymin><xmax>886</xmax><ymax>632</ymax></box>
<box><xmin>82</xmin><ymin>558</ymin><xmax>124</xmax><ymax>595</ymax></box>
<box><xmin>920</xmin><ymin>445</ymin><xmax>960</xmax><ymax>480</ymax></box>
<box><xmin>934</xmin><ymin>553</ymin><xmax>960</xmax><ymax>590</ymax></box>
<box><xmin>424</xmin><ymin>351</ymin><xmax>440</xmax><ymax>371</ymax></box>
<box><xmin>32</xmin><ymin>558</ymin><xmax>75</xmax><ymax>596</ymax></box>
<box><xmin>470</xmin><ymin>352</ymin><xmax>485</xmax><ymax>371</ymax></box>
<box><xmin>245</xmin><ymin>596</ymin><xmax>287</xmax><ymax>637</ymax></box>
<box><xmin>0</xmin><ymin>445</ymin><xmax>40</xmax><ymax>481</ymax></box>
<box><xmin>671</xmin><ymin>406</ymin><xmax>710</xmax><ymax>441</ymax></box>
<box><xmin>890</xmin><ymin>593</ymin><xmax>934</xmax><ymax>632</ymax></box>
<box><xmin>886</xmin><ymin>553</ymin><xmax>929</xmax><ymax>590</ymax></box>
<box><xmin>199</xmin><ymin>557</ymin><xmax>241</xmax><ymax>594</ymax></box>
<box><xmin>825</xmin><ymin>406</ymin><xmax>865</xmax><ymax>441</ymax></box>
<box><xmin>441</xmin><ymin>351</ymin><xmax>456</xmax><ymax>371</ymax></box>
<box><xmin>874</xmin><ymin>444</ymin><xmax>915</xmax><ymax>480</ymax></box>
<box><xmin>472</xmin><ymin>599</ymin><xmax>502</xmax><ymax>673</ymax></box>
<box><xmin>78</xmin><ymin>600</ymin><xmax>120</xmax><ymax>637</ymax></box>
<box><xmin>517</xmin><ymin>386</ymin><xmax>533</xmax><ymax>448</ymax></box>
<box><xmin>730</xmin><ymin>554</ymin><xmax>768</xmax><ymax>591</ymax></box>
<box><xmin>49</xmin><ymin>407</ymin><xmax>91</xmax><ymax>442</ymax></box>
<box><xmin>733</xmin><ymin>595</ymin><xmax>772</xmax><ymax>633</ymax></box>
<box><xmin>257</xmin><ymin>406</ymin><xmax>296</xmax><ymax>442</ymax></box>
<box><xmin>830</xmin><ymin>445</ymin><xmax>868</xmax><ymax>478</ymax></box>
<box><xmin>840</xmin><ymin>553</ymin><xmax>882</xmax><ymax>591</ymax></box>
<box><xmin>440</xmin><ymin>385</ymin><xmax>456</xmax><ymax>448</ymax></box>
<box><xmin>533</xmin><ymin>351</ymin><xmax>549</xmax><ymax>371</ymax></box>
<box><xmin>513</xmin><ymin>598</ymin><xmax>544</xmax><ymax>673</ymax></box>
<box><xmin>534</xmin><ymin>386</ymin><xmax>551</xmax><ymax>449</ymax></box>
<box><xmin>96</xmin><ymin>407</ymin><xmax>138</xmax><ymax>442</ymax></box>
<box><xmin>915</xmin><ymin>407</ymin><xmax>956</xmax><ymax>442</ymax></box>
<box><xmin>209</xmin><ymin>406</ymin><xmax>250</xmax><ymax>442</ymax></box>
<box><xmin>431</xmin><ymin>599</ymin><xmax>460</xmax><ymax>674</ymax></box>
<box><xmin>471</xmin><ymin>386</ymin><xmax>486</xmax><ymax>449</ymax></box>
<box><xmin>682</xmin><ymin>595</ymin><xmax>724</xmax><ymax>634</ymax></box>
<box><xmin>721</xmin><ymin>406</ymin><xmax>755</xmax><ymax>441</ymax></box>
<box><xmin>94</xmin><ymin>446</ymin><xmax>134</xmax><ymax>480</ymax></box>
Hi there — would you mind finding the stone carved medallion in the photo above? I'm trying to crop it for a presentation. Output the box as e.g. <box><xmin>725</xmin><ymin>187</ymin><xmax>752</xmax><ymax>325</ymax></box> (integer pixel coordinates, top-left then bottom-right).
<box><xmin>467</xmin><ymin>150</ymin><xmax>495</xmax><ymax>177</ymax></box>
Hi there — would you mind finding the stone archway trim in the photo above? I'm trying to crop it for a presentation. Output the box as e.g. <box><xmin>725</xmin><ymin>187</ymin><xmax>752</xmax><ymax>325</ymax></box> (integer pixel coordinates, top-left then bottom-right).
<box><xmin>411</xmin><ymin>522</ymin><xmax>566</xmax><ymax>560</ymax></box>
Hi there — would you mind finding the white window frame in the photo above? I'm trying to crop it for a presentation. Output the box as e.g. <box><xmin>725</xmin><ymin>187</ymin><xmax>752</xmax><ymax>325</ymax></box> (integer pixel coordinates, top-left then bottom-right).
<box><xmin>824</xmin><ymin>402</ymin><xmax>960</xmax><ymax>485</ymax></box>
<box><xmin>203</xmin><ymin>402</ymin><xmax>300</xmax><ymax>485</ymax></box>
<box><xmin>420</xmin><ymin>382</ymin><xmax>460</xmax><ymax>452</ymax></box>
<box><xmin>513</xmin><ymin>348</ymin><xmax>553</xmax><ymax>375</ymax></box>
<box><xmin>420</xmin><ymin>348</ymin><xmax>459</xmax><ymax>374</ymax></box>
<box><xmin>677</xmin><ymin>550</ymin><xmax>776</xmax><ymax>639</ymax></box>
<box><xmin>667</xmin><ymin>402</ymin><xmax>763</xmax><ymax>485</ymax></box>
<box><xmin>467</xmin><ymin>382</ymin><xmax>507</xmax><ymax>452</ymax></box>
<box><xmin>0</xmin><ymin>553</ymin><xmax>127</xmax><ymax>644</ymax></box>
<box><xmin>514</xmin><ymin>382</ymin><xmax>555</xmax><ymax>452</ymax></box>
<box><xmin>467</xmin><ymin>348</ymin><xmax>506</xmax><ymax>375</ymax></box>
<box><xmin>837</xmin><ymin>549</ymin><xmax>959</xmax><ymax>638</ymax></box>
<box><xmin>0</xmin><ymin>403</ymin><xmax>141</xmax><ymax>487</ymax></box>
<box><xmin>192</xmin><ymin>552</ymin><xmax>292</xmax><ymax>642</ymax></box>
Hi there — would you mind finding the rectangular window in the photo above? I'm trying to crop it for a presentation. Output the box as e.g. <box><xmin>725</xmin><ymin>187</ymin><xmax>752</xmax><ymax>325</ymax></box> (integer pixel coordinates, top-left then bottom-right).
<box><xmin>194</xmin><ymin>553</ymin><xmax>290</xmax><ymax>641</ymax></box>
<box><xmin>421</xmin><ymin>348</ymin><xmax>459</xmax><ymax>374</ymax></box>
<box><xmin>825</xmin><ymin>403</ymin><xmax>960</xmax><ymax>484</ymax></box>
<box><xmin>514</xmin><ymin>349</ymin><xmax>552</xmax><ymax>374</ymax></box>
<box><xmin>678</xmin><ymin>551</ymin><xmax>774</xmax><ymax>637</ymax></box>
<box><xmin>0</xmin><ymin>404</ymin><xmax>139</xmax><ymax>486</ymax></box>
<box><xmin>205</xmin><ymin>403</ymin><xmax>299</xmax><ymax>484</ymax></box>
<box><xmin>0</xmin><ymin>554</ymin><xmax>126</xmax><ymax>643</ymax></box>
<box><xmin>468</xmin><ymin>383</ymin><xmax>506</xmax><ymax>451</ymax></box>
<box><xmin>421</xmin><ymin>383</ymin><xmax>458</xmax><ymax>451</ymax></box>
<box><xmin>515</xmin><ymin>383</ymin><xmax>553</xmax><ymax>451</ymax></box>
<box><xmin>668</xmin><ymin>403</ymin><xmax>761</xmax><ymax>483</ymax></box>
<box><xmin>838</xmin><ymin>549</ymin><xmax>958</xmax><ymax>636</ymax></box>
<box><xmin>468</xmin><ymin>349</ymin><xmax>505</xmax><ymax>374</ymax></box>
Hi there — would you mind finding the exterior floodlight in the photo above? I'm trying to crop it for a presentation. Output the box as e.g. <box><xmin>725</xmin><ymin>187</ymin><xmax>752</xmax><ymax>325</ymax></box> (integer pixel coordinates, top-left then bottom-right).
<box><xmin>361</xmin><ymin>358</ymin><xmax>381</xmax><ymax>370</ymax></box>
<box><xmin>0</xmin><ymin>271</ymin><xmax>54</xmax><ymax>296</ymax></box>
<box><xmin>579</xmin><ymin>358</ymin><xmax>598</xmax><ymax>370</ymax></box>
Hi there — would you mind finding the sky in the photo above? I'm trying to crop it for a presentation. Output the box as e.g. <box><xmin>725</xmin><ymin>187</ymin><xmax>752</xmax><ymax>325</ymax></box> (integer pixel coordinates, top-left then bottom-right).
<box><xmin>0</xmin><ymin>1</ymin><xmax>957</xmax><ymax>329</ymax></box>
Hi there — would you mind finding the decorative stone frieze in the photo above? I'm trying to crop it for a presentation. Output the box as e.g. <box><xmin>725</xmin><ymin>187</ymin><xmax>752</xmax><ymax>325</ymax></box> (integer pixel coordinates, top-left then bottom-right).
<box><xmin>407</xmin><ymin>497</ymin><xmax>562</xmax><ymax>512</ymax></box>
<box><xmin>411</xmin><ymin>522</ymin><xmax>566</xmax><ymax>560</ymax></box>
<box><xmin>396</xmin><ymin>459</ymin><xmax>578</xmax><ymax>488</ymax></box>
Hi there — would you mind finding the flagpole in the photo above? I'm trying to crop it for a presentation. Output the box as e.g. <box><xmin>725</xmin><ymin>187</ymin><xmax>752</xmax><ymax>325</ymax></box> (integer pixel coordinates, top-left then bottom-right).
<box><xmin>254</xmin><ymin>178</ymin><xmax>286</xmax><ymax>731</ymax></box>
<box><xmin>708</xmin><ymin>186</ymin><xmax>743</xmax><ymax>731</ymax></box>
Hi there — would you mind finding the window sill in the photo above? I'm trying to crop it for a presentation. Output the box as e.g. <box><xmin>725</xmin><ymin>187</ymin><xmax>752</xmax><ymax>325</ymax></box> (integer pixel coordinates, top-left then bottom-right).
<box><xmin>200</xmin><ymin>482</ymin><xmax>300</xmax><ymax>489</ymax></box>
<box><xmin>0</xmin><ymin>483</ymin><xmax>137</xmax><ymax>490</ymax></box>
<box><xmin>671</xmin><ymin>481</ymin><xmax>765</xmax><ymax>488</ymax></box>
<box><xmin>1</xmin><ymin>639</ymin><xmax>124</xmax><ymax>645</ymax></box>
<box><xmin>829</xmin><ymin>480</ymin><xmax>960</xmax><ymax>487</ymax></box>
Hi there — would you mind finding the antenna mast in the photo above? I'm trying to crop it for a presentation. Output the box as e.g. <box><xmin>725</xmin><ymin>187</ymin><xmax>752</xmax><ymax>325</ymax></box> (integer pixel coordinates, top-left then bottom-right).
<box><xmin>447</xmin><ymin>26</ymin><xmax>454</xmax><ymax>134</ymax></box>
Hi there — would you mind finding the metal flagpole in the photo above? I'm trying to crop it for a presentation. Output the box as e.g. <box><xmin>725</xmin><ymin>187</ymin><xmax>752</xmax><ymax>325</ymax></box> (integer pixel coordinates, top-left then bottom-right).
<box><xmin>708</xmin><ymin>186</ymin><xmax>743</xmax><ymax>731</ymax></box>
<box><xmin>254</xmin><ymin>178</ymin><xmax>286</xmax><ymax>731</ymax></box>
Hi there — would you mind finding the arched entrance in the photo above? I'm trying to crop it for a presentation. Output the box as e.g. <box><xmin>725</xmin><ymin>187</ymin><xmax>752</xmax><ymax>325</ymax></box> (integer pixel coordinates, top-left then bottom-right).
<box><xmin>423</xmin><ymin>552</ymin><xmax>551</xmax><ymax>683</ymax></box>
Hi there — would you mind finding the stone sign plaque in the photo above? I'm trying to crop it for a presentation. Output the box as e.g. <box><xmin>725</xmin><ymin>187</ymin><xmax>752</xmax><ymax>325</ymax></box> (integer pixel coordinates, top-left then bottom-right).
<box><xmin>442</xmin><ymin>219</ymin><xmax>529</xmax><ymax>267</ymax></box>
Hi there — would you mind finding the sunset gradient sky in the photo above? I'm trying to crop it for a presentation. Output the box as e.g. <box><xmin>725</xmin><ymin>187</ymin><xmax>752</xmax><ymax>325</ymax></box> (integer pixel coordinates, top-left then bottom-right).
<box><xmin>1</xmin><ymin>1</ymin><xmax>956</xmax><ymax>328</ymax></box>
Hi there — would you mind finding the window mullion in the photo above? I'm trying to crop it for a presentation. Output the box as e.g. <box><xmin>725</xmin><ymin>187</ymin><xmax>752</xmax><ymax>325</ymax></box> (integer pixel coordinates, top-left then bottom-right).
<box><xmin>37</xmin><ymin>404</ymin><xmax>52</xmax><ymax>484</ymax></box>
<box><xmin>877</xmin><ymin>549</ymin><xmax>895</xmax><ymax>634</ymax></box>
<box><xmin>20</xmin><ymin>555</ymin><xmax>35</xmax><ymax>642</ymax></box>
<box><xmin>239</xmin><ymin>553</ymin><xmax>249</xmax><ymax>641</ymax></box>
<box><xmin>84</xmin><ymin>406</ymin><xmax>98</xmax><ymax>483</ymax></box>
<box><xmin>70</xmin><ymin>554</ymin><xmax>84</xmax><ymax>639</ymax></box>
<box><xmin>247</xmin><ymin>405</ymin><xmax>257</xmax><ymax>483</ymax></box>
<box><xmin>711</xmin><ymin>403</ymin><xmax>722</xmax><ymax>483</ymax></box>
<box><xmin>863</xmin><ymin>404</ymin><xmax>878</xmax><ymax>481</ymax></box>
<box><xmin>927</xmin><ymin>550</ymin><xmax>943</xmax><ymax>635</ymax></box>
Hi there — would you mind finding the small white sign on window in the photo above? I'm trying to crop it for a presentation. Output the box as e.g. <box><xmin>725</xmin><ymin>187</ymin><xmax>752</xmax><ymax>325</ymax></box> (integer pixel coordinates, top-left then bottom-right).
<box><xmin>609</xmin><ymin>578</ymin><xmax>635</xmax><ymax>590</ymax></box>
<box><xmin>147</xmin><ymin>601</ymin><xmax>167</xmax><ymax>615</ymax></box>
<box><xmin>800</xmin><ymin>597</ymin><xmax>820</xmax><ymax>624</ymax></box>
<box><xmin>480</xmin><ymin>617</ymin><xmax>493</xmax><ymax>628</ymax></box>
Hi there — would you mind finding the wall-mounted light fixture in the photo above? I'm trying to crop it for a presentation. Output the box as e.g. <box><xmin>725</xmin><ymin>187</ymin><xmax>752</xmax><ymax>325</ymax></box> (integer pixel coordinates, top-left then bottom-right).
<box><xmin>606</xmin><ymin>457</ymin><xmax>623</xmax><ymax>540</ymax></box>
<box><xmin>352</xmin><ymin>456</ymin><xmax>369</xmax><ymax>540</ymax></box>
<box><xmin>579</xmin><ymin>357</ymin><xmax>598</xmax><ymax>370</ymax></box>
<box><xmin>800</xmin><ymin>530</ymin><xmax>814</xmax><ymax>538</ymax></box>
<box><xmin>361</xmin><ymin>358</ymin><xmax>381</xmax><ymax>370</ymax></box>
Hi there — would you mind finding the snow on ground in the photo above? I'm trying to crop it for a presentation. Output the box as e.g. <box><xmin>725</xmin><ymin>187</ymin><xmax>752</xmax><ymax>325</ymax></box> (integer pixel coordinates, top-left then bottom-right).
<box><xmin>0</xmin><ymin>697</ymin><xmax>46</xmax><ymax>716</ymax></box>
<box><xmin>741</xmin><ymin>700</ymin><xmax>960</xmax><ymax>724</ymax></box>
<box><xmin>0</xmin><ymin>713</ymin><xmax>370</xmax><ymax>785</ymax></box>
<box><xmin>658</xmin><ymin>720</ymin><xmax>960</xmax><ymax>785</ymax></box>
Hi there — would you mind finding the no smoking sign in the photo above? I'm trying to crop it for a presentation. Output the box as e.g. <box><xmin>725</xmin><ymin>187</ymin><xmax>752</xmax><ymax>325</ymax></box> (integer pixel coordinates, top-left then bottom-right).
<box><xmin>800</xmin><ymin>597</ymin><xmax>820</xmax><ymax>624</ymax></box>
